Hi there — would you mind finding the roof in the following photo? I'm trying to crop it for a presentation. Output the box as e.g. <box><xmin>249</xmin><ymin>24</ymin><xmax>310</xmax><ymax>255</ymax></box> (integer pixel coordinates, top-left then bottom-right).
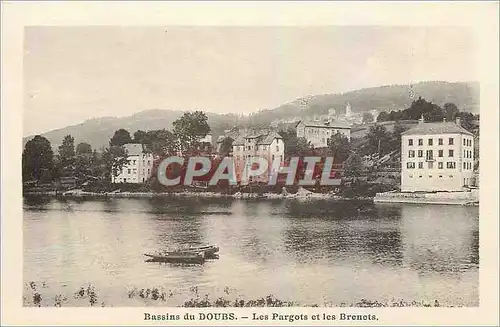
<box><xmin>123</xmin><ymin>143</ymin><xmax>147</xmax><ymax>156</ymax></box>
<box><xmin>257</xmin><ymin>132</ymin><xmax>282</xmax><ymax>145</ymax></box>
<box><xmin>232</xmin><ymin>131</ymin><xmax>282</xmax><ymax>146</ymax></box>
<box><xmin>298</xmin><ymin>120</ymin><xmax>351</xmax><ymax>129</ymax></box>
<box><xmin>401</xmin><ymin>122</ymin><xmax>473</xmax><ymax>136</ymax></box>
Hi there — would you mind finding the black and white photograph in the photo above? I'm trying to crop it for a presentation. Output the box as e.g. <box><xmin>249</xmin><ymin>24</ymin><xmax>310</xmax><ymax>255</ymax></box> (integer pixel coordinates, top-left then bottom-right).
<box><xmin>1</xmin><ymin>1</ymin><xmax>499</xmax><ymax>326</ymax></box>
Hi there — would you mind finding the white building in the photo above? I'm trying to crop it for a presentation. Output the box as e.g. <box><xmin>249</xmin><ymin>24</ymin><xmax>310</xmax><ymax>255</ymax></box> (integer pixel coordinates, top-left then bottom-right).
<box><xmin>401</xmin><ymin>117</ymin><xmax>475</xmax><ymax>192</ymax></box>
<box><xmin>112</xmin><ymin>143</ymin><xmax>154</xmax><ymax>184</ymax></box>
<box><xmin>296</xmin><ymin>120</ymin><xmax>351</xmax><ymax>148</ymax></box>
<box><xmin>232</xmin><ymin>131</ymin><xmax>285</xmax><ymax>183</ymax></box>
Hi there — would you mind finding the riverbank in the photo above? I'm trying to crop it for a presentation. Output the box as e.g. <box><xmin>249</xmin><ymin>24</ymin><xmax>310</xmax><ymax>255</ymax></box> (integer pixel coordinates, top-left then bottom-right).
<box><xmin>23</xmin><ymin>281</ymin><xmax>454</xmax><ymax>308</ymax></box>
<box><xmin>374</xmin><ymin>189</ymin><xmax>479</xmax><ymax>206</ymax></box>
<box><xmin>23</xmin><ymin>187</ymin><xmax>373</xmax><ymax>202</ymax></box>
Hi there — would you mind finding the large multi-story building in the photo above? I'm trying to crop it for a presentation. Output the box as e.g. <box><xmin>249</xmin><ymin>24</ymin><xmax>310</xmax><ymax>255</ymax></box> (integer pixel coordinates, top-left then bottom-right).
<box><xmin>112</xmin><ymin>143</ymin><xmax>154</xmax><ymax>184</ymax></box>
<box><xmin>232</xmin><ymin>131</ymin><xmax>285</xmax><ymax>183</ymax></box>
<box><xmin>401</xmin><ymin>117</ymin><xmax>475</xmax><ymax>192</ymax></box>
<box><xmin>296</xmin><ymin>119</ymin><xmax>351</xmax><ymax>148</ymax></box>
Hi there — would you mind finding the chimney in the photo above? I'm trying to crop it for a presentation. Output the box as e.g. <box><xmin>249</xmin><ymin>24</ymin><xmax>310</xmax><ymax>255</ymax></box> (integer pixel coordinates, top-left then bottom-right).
<box><xmin>455</xmin><ymin>116</ymin><xmax>461</xmax><ymax>126</ymax></box>
<box><xmin>419</xmin><ymin>114</ymin><xmax>425</xmax><ymax>124</ymax></box>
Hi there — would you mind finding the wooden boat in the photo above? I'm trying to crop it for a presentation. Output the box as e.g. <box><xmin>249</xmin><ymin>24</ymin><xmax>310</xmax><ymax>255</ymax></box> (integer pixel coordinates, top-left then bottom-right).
<box><xmin>173</xmin><ymin>245</ymin><xmax>219</xmax><ymax>256</ymax></box>
<box><xmin>144</xmin><ymin>252</ymin><xmax>205</xmax><ymax>264</ymax></box>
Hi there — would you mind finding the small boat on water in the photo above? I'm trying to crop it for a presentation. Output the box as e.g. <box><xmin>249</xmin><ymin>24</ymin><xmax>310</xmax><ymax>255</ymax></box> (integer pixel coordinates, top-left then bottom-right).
<box><xmin>144</xmin><ymin>252</ymin><xmax>205</xmax><ymax>264</ymax></box>
<box><xmin>144</xmin><ymin>245</ymin><xmax>220</xmax><ymax>264</ymax></box>
<box><xmin>176</xmin><ymin>245</ymin><xmax>219</xmax><ymax>256</ymax></box>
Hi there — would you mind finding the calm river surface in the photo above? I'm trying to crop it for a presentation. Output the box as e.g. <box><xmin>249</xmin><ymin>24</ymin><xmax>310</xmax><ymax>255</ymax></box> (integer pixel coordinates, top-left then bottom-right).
<box><xmin>23</xmin><ymin>196</ymin><xmax>479</xmax><ymax>307</ymax></box>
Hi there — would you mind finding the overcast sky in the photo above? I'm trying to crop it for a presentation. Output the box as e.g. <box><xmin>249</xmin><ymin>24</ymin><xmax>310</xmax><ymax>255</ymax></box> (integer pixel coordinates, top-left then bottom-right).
<box><xmin>24</xmin><ymin>26</ymin><xmax>476</xmax><ymax>136</ymax></box>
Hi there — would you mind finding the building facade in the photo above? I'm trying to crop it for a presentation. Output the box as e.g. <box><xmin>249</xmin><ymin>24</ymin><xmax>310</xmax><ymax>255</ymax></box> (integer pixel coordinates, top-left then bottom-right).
<box><xmin>112</xmin><ymin>143</ymin><xmax>154</xmax><ymax>184</ymax></box>
<box><xmin>296</xmin><ymin>120</ymin><xmax>351</xmax><ymax>148</ymax></box>
<box><xmin>232</xmin><ymin>131</ymin><xmax>285</xmax><ymax>183</ymax></box>
<box><xmin>401</xmin><ymin>118</ymin><xmax>475</xmax><ymax>192</ymax></box>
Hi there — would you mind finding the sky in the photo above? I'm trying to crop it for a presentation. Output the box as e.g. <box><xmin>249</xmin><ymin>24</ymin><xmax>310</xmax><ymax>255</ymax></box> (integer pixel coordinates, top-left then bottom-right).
<box><xmin>23</xmin><ymin>26</ymin><xmax>476</xmax><ymax>136</ymax></box>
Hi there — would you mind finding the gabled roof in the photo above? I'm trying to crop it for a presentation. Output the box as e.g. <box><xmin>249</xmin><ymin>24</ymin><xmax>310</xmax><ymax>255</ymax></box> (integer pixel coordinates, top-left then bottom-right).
<box><xmin>257</xmin><ymin>132</ymin><xmax>282</xmax><ymax>145</ymax></box>
<box><xmin>401</xmin><ymin>122</ymin><xmax>473</xmax><ymax>136</ymax></box>
<box><xmin>123</xmin><ymin>143</ymin><xmax>147</xmax><ymax>156</ymax></box>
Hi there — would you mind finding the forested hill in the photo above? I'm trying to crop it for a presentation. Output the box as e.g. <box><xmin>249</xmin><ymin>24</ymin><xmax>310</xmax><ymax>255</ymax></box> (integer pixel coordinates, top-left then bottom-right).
<box><xmin>247</xmin><ymin>81</ymin><xmax>479</xmax><ymax>125</ymax></box>
<box><xmin>23</xmin><ymin>81</ymin><xmax>479</xmax><ymax>150</ymax></box>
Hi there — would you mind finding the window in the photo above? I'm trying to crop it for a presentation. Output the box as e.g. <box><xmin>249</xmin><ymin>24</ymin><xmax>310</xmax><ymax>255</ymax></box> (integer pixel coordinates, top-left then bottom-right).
<box><xmin>438</xmin><ymin>150</ymin><xmax>443</xmax><ymax>157</ymax></box>
<box><xmin>439</xmin><ymin>175</ymin><xmax>443</xmax><ymax>178</ymax></box>
<box><xmin>449</xmin><ymin>149</ymin><xmax>454</xmax><ymax>157</ymax></box>
<box><xmin>426</xmin><ymin>150</ymin><xmax>433</xmax><ymax>160</ymax></box>
<box><xmin>447</xmin><ymin>162</ymin><xmax>456</xmax><ymax>169</ymax></box>
<box><xmin>449</xmin><ymin>175</ymin><xmax>454</xmax><ymax>178</ymax></box>
<box><xmin>408</xmin><ymin>150</ymin><xmax>415</xmax><ymax>158</ymax></box>
<box><xmin>463</xmin><ymin>162</ymin><xmax>466</xmax><ymax>169</ymax></box>
<box><xmin>419</xmin><ymin>175</ymin><xmax>423</xmax><ymax>178</ymax></box>
<box><xmin>438</xmin><ymin>138</ymin><xmax>443</xmax><ymax>145</ymax></box>
<box><xmin>463</xmin><ymin>139</ymin><xmax>466</xmax><ymax>146</ymax></box>
<box><xmin>428</xmin><ymin>162</ymin><xmax>434</xmax><ymax>169</ymax></box>
<box><xmin>133</xmin><ymin>169</ymin><xmax>137</xmax><ymax>174</ymax></box>
<box><xmin>128</xmin><ymin>169</ymin><xmax>131</xmax><ymax>174</ymax></box>
<box><xmin>438</xmin><ymin>162</ymin><xmax>443</xmax><ymax>169</ymax></box>
<box><xmin>418</xmin><ymin>162</ymin><xmax>423</xmax><ymax>169</ymax></box>
<box><xmin>418</xmin><ymin>139</ymin><xmax>423</xmax><ymax>146</ymax></box>
<box><xmin>272</xmin><ymin>155</ymin><xmax>275</xmax><ymax>161</ymax></box>
<box><xmin>124</xmin><ymin>178</ymin><xmax>127</xmax><ymax>183</ymax></box>
<box><xmin>276</xmin><ymin>145</ymin><xmax>279</xmax><ymax>151</ymax></box>
<box><xmin>449</xmin><ymin>137</ymin><xmax>454</xmax><ymax>145</ymax></box>
<box><xmin>428</xmin><ymin>175</ymin><xmax>432</xmax><ymax>178</ymax></box>
<box><xmin>464</xmin><ymin>150</ymin><xmax>467</xmax><ymax>158</ymax></box>
<box><xmin>408</xmin><ymin>139</ymin><xmax>413</xmax><ymax>146</ymax></box>
<box><xmin>428</xmin><ymin>139</ymin><xmax>433</xmax><ymax>146</ymax></box>
<box><xmin>409</xmin><ymin>175</ymin><xmax>413</xmax><ymax>178</ymax></box>
<box><xmin>148</xmin><ymin>169</ymin><xmax>150</xmax><ymax>174</ymax></box>
<box><xmin>133</xmin><ymin>160</ymin><xmax>136</xmax><ymax>164</ymax></box>
<box><xmin>407</xmin><ymin>162</ymin><xmax>415</xmax><ymax>169</ymax></box>
<box><xmin>418</xmin><ymin>150</ymin><xmax>423</xmax><ymax>157</ymax></box>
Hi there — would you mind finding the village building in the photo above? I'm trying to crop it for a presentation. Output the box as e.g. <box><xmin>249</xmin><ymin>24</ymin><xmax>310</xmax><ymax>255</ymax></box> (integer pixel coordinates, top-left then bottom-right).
<box><xmin>112</xmin><ymin>143</ymin><xmax>154</xmax><ymax>184</ymax></box>
<box><xmin>296</xmin><ymin>119</ymin><xmax>351</xmax><ymax>148</ymax></box>
<box><xmin>232</xmin><ymin>131</ymin><xmax>285</xmax><ymax>183</ymax></box>
<box><xmin>400</xmin><ymin>117</ymin><xmax>475</xmax><ymax>192</ymax></box>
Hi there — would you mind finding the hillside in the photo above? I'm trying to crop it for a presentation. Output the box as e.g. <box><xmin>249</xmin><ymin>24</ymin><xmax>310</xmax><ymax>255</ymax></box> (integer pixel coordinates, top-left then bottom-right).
<box><xmin>23</xmin><ymin>81</ymin><xmax>479</xmax><ymax>151</ymax></box>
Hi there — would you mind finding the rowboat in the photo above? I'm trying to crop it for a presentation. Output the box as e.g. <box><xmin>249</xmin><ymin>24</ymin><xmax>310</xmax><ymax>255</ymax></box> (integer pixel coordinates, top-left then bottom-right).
<box><xmin>144</xmin><ymin>252</ymin><xmax>205</xmax><ymax>264</ymax></box>
<box><xmin>181</xmin><ymin>245</ymin><xmax>219</xmax><ymax>256</ymax></box>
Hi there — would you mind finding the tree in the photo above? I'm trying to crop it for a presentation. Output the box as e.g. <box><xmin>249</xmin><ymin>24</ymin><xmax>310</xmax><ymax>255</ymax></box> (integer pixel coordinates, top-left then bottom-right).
<box><xmin>377</xmin><ymin>111</ymin><xmax>389</xmax><ymax>122</ymax></box>
<box><xmin>76</xmin><ymin>142</ymin><xmax>92</xmax><ymax>156</ymax></box>
<box><xmin>133</xmin><ymin>130</ymin><xmax>149</xmax><ymax>144</ymax></box>
<box><xmin>343</xmin><ymin>153</ymin><xmax>364</xmax><ymax>178</ymax></box>
<box><xmin>279</xmin><ymin>129</ymin><xmax>312</xmax><ymax>157</ymax></box>
<box><xmin>109</xmin><ymin>129</ymin><xmax>132</xmax><ymax>147</ymax></box>
<box><xmin>362</xmin><ymin>112</ymin><xmax>374</xmax><ymax>124</ymax></box>
<box><xmin>102</xmin><ymin>146</ymin><xmax>128</xmax><ymax>181</ymax></box>
<box><xmin>22</xmin><ymin>135</ymin><xmax>54</xmax><ymax>182</ymax></box>
<box><xmin>390</xmin><ymin>122</ymin><xmax>407</xmax><ymax>152</ymax></box>
<box><xmin>443</xmin><ymin>103</ymin><xmax>459</xmax><ymax>121</ymax></box>
<box><xmin>327</xmin><ymin>132</ymin><xmax>351</xmax><ymax>163</ymax></box>
<box><xmin>173</xmin><ymin>111</ymin><xmax>210</xmax><ymax>152</ymax></box>
<box><xmin>220</xmin><ymin>137</ymin><xmax>234</xmax><ymax>156</ymax></box>
<box><xmin>364</xmin><ymin>124</ymin><xmax>392</xmax><ymax>155</ymax></box>
<box><xmin>455</xmin><ymin>111</ymin><xmax>475</xmax><ymax>131</ymax></box>
<box><xmin>150</xmin><ymin>129</ymin><xmax>179</xmax><ymax>156</ymax></box>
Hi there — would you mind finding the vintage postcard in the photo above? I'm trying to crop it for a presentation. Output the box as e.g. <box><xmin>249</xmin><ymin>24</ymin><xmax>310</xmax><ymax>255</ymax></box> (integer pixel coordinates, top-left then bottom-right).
<box><xmin>1</xmin><ymin>1</ymin><xmax>499</xmax><ymax>326</ymax></box>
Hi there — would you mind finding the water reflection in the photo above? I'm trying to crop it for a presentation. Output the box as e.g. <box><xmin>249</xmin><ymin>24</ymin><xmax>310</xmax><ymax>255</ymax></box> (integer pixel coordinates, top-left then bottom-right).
<box><xmin>23</xmin><ymin>197</ymin><xmax>479</xmax><ymax>306</ymax></box>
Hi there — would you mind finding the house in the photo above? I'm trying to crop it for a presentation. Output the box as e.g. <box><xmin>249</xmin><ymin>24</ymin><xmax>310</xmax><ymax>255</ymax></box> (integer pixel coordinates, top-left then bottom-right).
<box><xmin>296</xmin><ymin>119</ymin><xmax>351</xmax><ymax>148</ymax></box>
<box><xmin>112</xmin><ymin>143</ymin><xmax>154</xmax><ymax>184</ymax></box>
<box><xmin>232</xmin><ymin>131</ymin><xmax>285</xmax><ymax>183</ymax></box>
<box><xmin>400</xmin><ymin>117</ymin><xmax>475</xmax><ymax>192</ymax></box>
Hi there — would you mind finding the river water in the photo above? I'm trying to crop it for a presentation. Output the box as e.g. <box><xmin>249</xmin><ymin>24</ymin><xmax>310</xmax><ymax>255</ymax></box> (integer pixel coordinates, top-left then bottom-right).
<box><xmin>23</xmin><ymin>196</ymin><xmax>479</xmax><ymax>307</ymax></box>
